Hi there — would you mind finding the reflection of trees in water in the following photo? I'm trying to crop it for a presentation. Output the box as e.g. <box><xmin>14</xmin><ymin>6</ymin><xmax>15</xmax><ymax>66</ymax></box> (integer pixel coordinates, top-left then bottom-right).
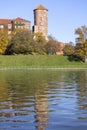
<box><xmin>0</xmin><ymin>75</ymin><xmax>9</xmax><ymax>102</ymax></box>
<box><xmin>0</xmin><ymin>70</ymin><xmax>87</xmax><ymax>125</ymax></box>
<box><xmin>0</xmin><ymin>75</ymin><xmax>15</xmax><ymax>118</ymax></box>
<box><xmin>75</xmin><ymin>71</ymin><xmax>87</xmax><ymax>119</ymax></box>
<box><xmin>0</xmin><ymin>70</ymin><xmax>50</xmax><ymax>128</ymax></box>
<box><xmin>68</xmin><ymin>71</ymin><xmax>87</xmax><ymax>119</ymax></box>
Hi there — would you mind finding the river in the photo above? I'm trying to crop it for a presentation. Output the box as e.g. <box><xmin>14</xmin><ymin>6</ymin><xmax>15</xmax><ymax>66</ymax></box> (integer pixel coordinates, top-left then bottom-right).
<box><xmin>0</xmin><ymin>70</ymin><xmax>87</xmax><ymax>130</ymax></box>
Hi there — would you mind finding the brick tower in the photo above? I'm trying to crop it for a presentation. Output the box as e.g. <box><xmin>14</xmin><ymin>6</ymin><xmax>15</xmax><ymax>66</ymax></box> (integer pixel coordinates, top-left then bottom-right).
<box><xmin>33</xmin><ymin>5</ymin><xmax>48</xmax><ymax>39</ymax></box>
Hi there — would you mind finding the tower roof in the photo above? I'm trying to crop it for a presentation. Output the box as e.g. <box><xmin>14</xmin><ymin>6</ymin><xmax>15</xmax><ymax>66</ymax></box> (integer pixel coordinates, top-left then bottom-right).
<box><xmin>34</xmin><ymin>5</ymin><xmax>48</xmax><ymax>11</ymax></box>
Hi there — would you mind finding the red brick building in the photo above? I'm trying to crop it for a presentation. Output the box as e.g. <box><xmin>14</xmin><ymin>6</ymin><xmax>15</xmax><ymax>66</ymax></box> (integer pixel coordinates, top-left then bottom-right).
<box><xmin>0</xmin><ymin>17</ymin><xmax>31</xmax><ymax>34</ymax></box>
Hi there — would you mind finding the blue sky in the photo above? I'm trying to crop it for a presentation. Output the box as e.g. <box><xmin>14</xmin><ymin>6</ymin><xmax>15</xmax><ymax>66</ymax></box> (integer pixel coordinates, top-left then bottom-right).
<box><xmin>0</xmin><ymin>0</ymin><xmax>87</xmax><ymax>43</ymax></box>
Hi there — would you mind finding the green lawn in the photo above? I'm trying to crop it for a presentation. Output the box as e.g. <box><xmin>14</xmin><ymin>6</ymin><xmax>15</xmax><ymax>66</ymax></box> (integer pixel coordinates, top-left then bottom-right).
<box><xmin>0</xmin><ymin>55</ymin><xmax>87</xmax><ymax>69</ymax></box>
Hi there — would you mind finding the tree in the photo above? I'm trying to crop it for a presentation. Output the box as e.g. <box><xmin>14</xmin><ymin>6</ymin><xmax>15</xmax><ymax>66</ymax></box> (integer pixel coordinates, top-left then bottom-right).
<box><xmin>33</xmin><ymin>33</ymin><xmax>46</xmax><ymax>54</ymax></box>
<box><xmin>0</xmin><ymin>29</ymin><xmax>9</xmax><ymax>54</ymax></box>
<box><xmin>82</xmin><ymin>40</ymin><xmax>87</xmax><ymax>63</ymax></box>
<box><xmin>6</xmin><ymin>30</ymin><xmax>35</xmax><ymax>55</ymax></box>
<box><xmin>63</xmin><ymin>43</ymin><xmax>74</xmax><ymax>56</ymax></box>
<box><xmin>45</xmin><ymin>38</ymin><xmax>61</xmax><ymax>55</ymax></box>
<box><xmin>74</xmin><ymin>40</ymin><xmax>87</xmax><ymax>62</ymax></box>
<box><xmin>74</xmin><ymin>43</ymin><xmax>84</xmax><ymax>61</ymax></box>
<box><xmin>75</xmin><ymin>25</ymin><xmax>87</xmax><ymax>44</ymax></box>
<box><xmin>75</xmin><ymin>26</ymin><xmax>87</xmax><ymax>62</ymax></box>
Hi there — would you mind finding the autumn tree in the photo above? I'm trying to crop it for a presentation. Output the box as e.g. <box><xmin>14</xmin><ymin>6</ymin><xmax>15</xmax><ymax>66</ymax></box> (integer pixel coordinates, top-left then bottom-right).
<box><xmin>0</xmin><ymin>29</ymin><xmax>9</xmax><ymax>54</ymax></box>
<box><xmin>75</xmin><ymin>26</ymin><xmax>87</xmax><ymax>62</ymax></box>
<box><xmin>63</xmin><ymin>43</ymin><xmax>74</xmax><ymax>56</ymax></box>
<box><xmin>75</xmin><ymin>25</ymin><xmax>87</xmax><ymax>43</ymax></box>
<box><xmin>75</xmin><ymin>40</ymin><xmax>87</xmax><ymax>62</ymax></box>
<box><xmin>74</xmin><ymin>43</ymin><xmax>84</xmax><ymax>61</ymax></box>
<box><xmin>44</xmin><ymin>37</ymin><xmax>61</xmax><ymax>55</ymax></box>
<box><xmin>83</xmin><ymin>40</ymin><xmax>87</xmax><ymax>62</ymax></box>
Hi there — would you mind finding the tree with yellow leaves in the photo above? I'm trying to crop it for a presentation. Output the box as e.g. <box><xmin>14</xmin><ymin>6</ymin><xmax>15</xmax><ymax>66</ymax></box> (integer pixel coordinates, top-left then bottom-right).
<box><xmin>0</xmin><ymin>29</ymin><xmax>9</xmax><ymax>54</ymax></box>
<box><xmin>75</xmin><ymin>26</ymin><xmax>87</xmax><ymax>62</ymax></box>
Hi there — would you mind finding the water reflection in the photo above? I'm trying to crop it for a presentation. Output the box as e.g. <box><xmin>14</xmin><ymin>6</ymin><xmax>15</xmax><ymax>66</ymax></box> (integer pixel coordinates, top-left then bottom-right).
<box><xmin>0</xmin><ymin>70</ymin><xmax>87</xmax><ymax>130</ymax></box>
<box><xmin>35</xmin><ymin>86</ymin><xmax>49</xmax><ymax>130</ymax></box>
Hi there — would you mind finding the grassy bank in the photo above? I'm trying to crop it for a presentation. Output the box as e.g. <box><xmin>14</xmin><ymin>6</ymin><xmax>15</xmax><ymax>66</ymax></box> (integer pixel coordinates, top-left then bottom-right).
<box><xmin>0</xmin><ymin>55</ymin><xmax>87</xmax><ymax>69</ymax></box>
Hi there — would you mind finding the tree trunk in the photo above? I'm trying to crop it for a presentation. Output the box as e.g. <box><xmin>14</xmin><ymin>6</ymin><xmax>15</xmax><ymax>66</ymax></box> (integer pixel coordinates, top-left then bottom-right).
<box><xmin>85</xmin><ymin>56</ymin><xmax>87</xmax><ymax>63</ymax></box>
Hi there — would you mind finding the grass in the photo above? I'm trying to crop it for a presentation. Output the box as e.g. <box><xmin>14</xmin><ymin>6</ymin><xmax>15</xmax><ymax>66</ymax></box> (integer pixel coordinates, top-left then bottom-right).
<box><xmin>0</xmin><ymin>55</ymin><xmax>87</xmax><ymax>69</ymax></box>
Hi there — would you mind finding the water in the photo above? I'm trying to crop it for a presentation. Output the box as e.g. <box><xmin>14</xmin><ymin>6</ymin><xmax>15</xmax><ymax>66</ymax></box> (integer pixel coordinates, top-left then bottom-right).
<box><xmin>0</xmin><ymin>70</ymin><xmax>87</xmax><ymax>130</ymax></box>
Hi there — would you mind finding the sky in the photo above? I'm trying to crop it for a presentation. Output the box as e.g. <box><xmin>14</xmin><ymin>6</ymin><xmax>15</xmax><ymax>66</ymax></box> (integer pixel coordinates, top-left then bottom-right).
<box><xmin>0</xmin><ymin>0</ymin><xmax>87</xmax><ymax>43</ymax></box>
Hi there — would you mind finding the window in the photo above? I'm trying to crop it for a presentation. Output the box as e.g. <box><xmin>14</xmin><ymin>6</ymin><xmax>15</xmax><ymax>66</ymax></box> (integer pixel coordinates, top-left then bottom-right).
<box><xmin>8</xmin><ymin>24</ymin><xmax>12</xmax><ymax>29</ymax></box>
<box><xmin>18</xmin><ymin>26</ymin><xmax>21</xmax><ymax>28</ymax></box>
<box><xmin>15</xmin><ymin>25</ymin><xmax>17</xmax><ymax>29</ymax></box>
<box><xmin>21</xmin><ymin>26</ymin><xmax>24</xmax><ymax>29</ymax></box>
<box><xmin>0</xmin><ymin>25</ymin><xmax>4</xmax><ymax>29</ymax></box>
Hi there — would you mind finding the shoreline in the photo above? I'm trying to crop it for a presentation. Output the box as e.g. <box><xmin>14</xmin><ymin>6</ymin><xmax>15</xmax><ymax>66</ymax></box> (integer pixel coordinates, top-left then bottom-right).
<box><xmin>0</xmin><ymin>67</ymin><xmax>87</xmax><ymax>71</ymax></box>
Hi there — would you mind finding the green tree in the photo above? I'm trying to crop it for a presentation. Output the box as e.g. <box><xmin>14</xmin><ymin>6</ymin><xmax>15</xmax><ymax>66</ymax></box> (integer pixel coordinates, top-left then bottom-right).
<box><xmin>33</xmin><ymin>33</ymin><xmax>46</xmax><ymax>54</ymax></box>
<box><xmin>6</xmin><ymin>30</ymin><xmax>35</xmax><ymax>55</ymax></box>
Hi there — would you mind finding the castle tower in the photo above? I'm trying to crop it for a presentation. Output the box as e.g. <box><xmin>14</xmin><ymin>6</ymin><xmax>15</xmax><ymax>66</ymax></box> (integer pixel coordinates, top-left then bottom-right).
<box><xmin>33</xmin><ymin>5</ymin><xmax>48</xmax><ymax>39</ymax></box>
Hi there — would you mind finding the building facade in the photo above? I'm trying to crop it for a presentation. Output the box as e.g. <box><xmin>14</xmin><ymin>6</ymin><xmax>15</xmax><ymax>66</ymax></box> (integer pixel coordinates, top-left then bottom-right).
<box><xmin>0</xmin><ymin>17</ymin><xmax>31</xmax><ymax>34</ymax></box>
<box><xmin>0</xmin><ymin>19</ymin><xmax>12</xmax><ymax>34</ymax></box>
<box><xmin>12</xmin><ymin>17</ymin><xmax>31</xmax><ymax>31</ymax></box>
<box><xmin>33</xmin><ymin>5</ymin><xmax>48</xmax><ymax>39</ymax></box>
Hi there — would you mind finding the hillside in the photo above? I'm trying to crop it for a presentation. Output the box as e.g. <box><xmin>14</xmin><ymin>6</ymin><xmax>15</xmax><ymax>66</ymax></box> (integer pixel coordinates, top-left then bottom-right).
<box><xmin>0</xmin><ymin>55</ymin><xmax>87</xmax><ymax>69</ymax></box>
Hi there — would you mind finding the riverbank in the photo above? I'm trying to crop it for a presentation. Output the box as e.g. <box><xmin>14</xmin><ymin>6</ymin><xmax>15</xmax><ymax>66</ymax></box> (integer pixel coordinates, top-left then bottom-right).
<box><xmin>0</xmin><ymin>67</ymin><xmax>87</xmax><ymax>71</ymax></box>
<box><xmin>0</xmin><ymin>55</ymin><xmax>87</xmax><ymax>69</ymax></box>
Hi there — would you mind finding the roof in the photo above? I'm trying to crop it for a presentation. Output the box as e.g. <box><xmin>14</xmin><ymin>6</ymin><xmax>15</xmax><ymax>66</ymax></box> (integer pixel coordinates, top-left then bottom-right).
<box><xmin>34</xmin><ymin>5</ymin><xmax>48</xmax><ymax>11</ymax></box>
<box><xmin>0</xmin><ymin>17</ymin><xmax>30</xmax><ymax>24</ymax></box>
<box><xmin>0</xmin><ymin>19</ymin><xmax>12</xmax><ymax>24</ymax></box>
<box><xmin>13</xmin><ymin>17</ymin><xmax>30</xmax><ymax>22</ymax></box>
